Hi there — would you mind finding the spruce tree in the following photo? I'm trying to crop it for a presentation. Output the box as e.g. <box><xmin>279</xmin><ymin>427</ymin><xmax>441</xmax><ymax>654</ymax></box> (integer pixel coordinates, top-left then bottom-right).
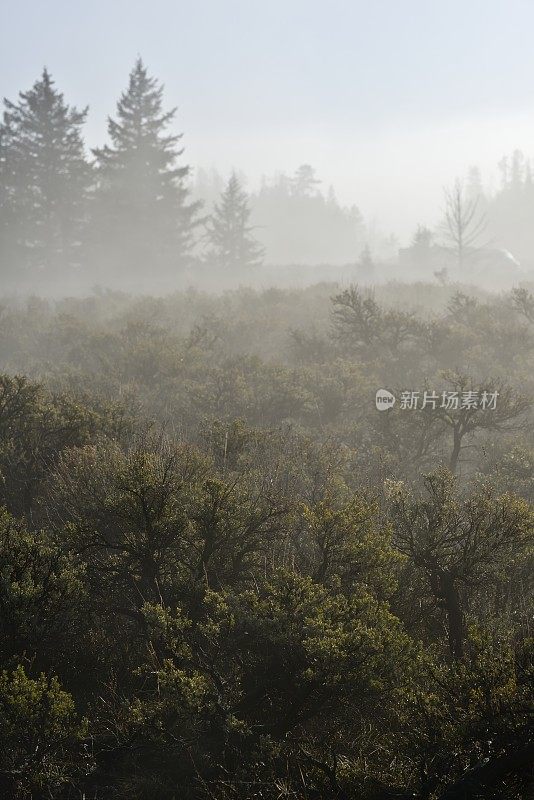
<box><xmin>207</xmin><ymin>173</ymin><xmax>263</xmax><ymax>270</ymax></box>
<box><xmin>92</xmin><ymin>59</ymin><xmax>201</xmax><ymax>281</ymax></box>
<box><xmin>291</xmin><ymin>163</ymin><xmax>320</xmax><ymax>197</ymax></box>
<box><xmin>0</xmin><ymin>69</ymin><xmax>90</xmax><ymax>283</ymax></box>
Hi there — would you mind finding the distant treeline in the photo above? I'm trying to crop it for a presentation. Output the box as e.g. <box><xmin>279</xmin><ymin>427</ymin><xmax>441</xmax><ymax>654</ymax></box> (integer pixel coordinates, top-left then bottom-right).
<box><xmin>1</xmin><ymin>58</ymin><xmax>534</xmax><ymax>293</ymax></box>
<box><xmin>0</xmin><ymin>59</ymin><xmax>371</xmax><ymax>293</ymax></box>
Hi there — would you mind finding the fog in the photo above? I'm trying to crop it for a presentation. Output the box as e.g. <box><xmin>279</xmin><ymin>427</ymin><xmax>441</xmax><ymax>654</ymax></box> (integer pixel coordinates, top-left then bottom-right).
<box><xmin>2</xmin><ymin>53</ymin><xmax>534</xmax><ymax>295</ymax></box>
<box><xmin>1</xmin><ymin>6</ymin><xmax>534</xmax><ymax>800</ymax></box>
<box><xmin>3</xmin><ymin>0</ymin><xmax>534</xmax><ymax>295</ymax></box>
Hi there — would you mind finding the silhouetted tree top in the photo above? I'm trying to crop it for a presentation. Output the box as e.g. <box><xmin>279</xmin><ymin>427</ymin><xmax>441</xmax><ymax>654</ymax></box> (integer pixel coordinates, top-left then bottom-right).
<box><xmin>206</xmin><ymin>172</ymin><xmax>263</xmax><ymax>270</ymax></box>
<box><xmin>0</xmin><ymin>69</ymin><xmax>90</xmax><ymax>277</ymax></box>
<box><xmin>91</xmin><ymin>58</ymin><xmax>202</xmax><ymax>276</ymax></box>
<box><xmin>93</xmin><ymin>58</ymin><xmax>183</xmax><ymax>179</ymax></box>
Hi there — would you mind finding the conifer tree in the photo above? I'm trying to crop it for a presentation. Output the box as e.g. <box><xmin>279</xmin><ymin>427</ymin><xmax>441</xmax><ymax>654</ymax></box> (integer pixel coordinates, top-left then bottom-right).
<box><xmin>291</xmin><ymin>163</ymin><xmax>320</xmax><ymax>197</ymax></box>
<box><xmin>92</xmin><ymin>59</ymin><xmax>201</xmax><ymax>281</ymax></box>
<box><xmin>0</xmin><ymin>69</ymin><xmax>90</xmax><ymax>282</ymax></box>
<box><xmin>206</xmin><ymin>172</ymin><xmax>263</xmax><ymax>270</ymax></box>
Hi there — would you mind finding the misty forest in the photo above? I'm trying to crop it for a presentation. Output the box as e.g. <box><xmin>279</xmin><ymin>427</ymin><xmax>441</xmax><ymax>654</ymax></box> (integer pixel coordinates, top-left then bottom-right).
<box><xmin>0</xmin><ymin>58</ymin><xmax>533</xmax><ymax>800</ymax></box>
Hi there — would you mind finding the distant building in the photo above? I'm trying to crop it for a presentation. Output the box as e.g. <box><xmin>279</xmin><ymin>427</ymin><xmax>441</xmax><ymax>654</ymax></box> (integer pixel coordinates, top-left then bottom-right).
<box><xmin>398</xmin><ymin>244</ymin><xmax>523</xmax><ymax>285</ymax></box>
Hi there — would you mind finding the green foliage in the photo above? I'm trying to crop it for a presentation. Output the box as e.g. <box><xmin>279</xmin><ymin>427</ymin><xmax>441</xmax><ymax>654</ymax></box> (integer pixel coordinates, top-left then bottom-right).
<box><xmin>0</xmin><ymin>69</ymin><xmax>90</xmax><ymax>283</ymax></box>
<box><xmin>0</xmin><ymin>665</ymin><xmax>89</xmax><ymax>798</ymax></box>
<box><xmin>206</xmin><ymin>172</ymin><xmax>264</xmax><ymax>270</ymax></box>
<box><xmin>0</xmin><ymin>374</ymin><xmax>103</xmax><ymax>516</ymax></box>
<box><xmin>0</xmin><ymin>281</ymin><xmax>531</xmax><ymax>797</ymax></box>
<box><xmin>388</xmin><ymin>470</ymin><xmax>533</xmax><ymax>658</ymax></box>
<box><xmin>0</xmin><ymin>508</ymin><xmax>85</xmax><ymax>675</ymax></box>
<box><xmin>91</xmin><ymin>58</ymin><xmax>202</xmax><ymax>280</ymax></box>
<box><xmin>96</xmin><ymin>571</ymin><xmax>412</xmax><ymax>799</ymax></box>
<box><xmin>400</xmin><ymin>636</ymin><xmax>534</xmax><ymax>799</ymax></box>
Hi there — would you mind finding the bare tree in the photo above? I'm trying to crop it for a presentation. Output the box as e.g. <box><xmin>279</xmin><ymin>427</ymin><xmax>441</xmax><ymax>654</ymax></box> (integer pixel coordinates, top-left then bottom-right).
<box><xmin>435</xmin><ymin>374</ymin><xmax>530</xmax><ymax>473</ymax></box>
<box><xmin>510</xmin><ymin>286</ymin><xmax>534</xmax><ymax>323</ymax></box>
<box><xmin>441</xmin><ymin>179</ymin><xmax>487</xmax><ymax>269</ymax></box>
<box><xmin>388</xmin><ymin>470</ymin><xmax>531</xmax><ymax>660</ymax></box>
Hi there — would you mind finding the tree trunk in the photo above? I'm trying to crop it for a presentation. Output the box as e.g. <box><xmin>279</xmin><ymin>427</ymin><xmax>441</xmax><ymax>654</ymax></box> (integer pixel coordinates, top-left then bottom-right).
<box><xmin>439</xmin><ymin>572</ymin><xmax>464</xmax><ymax>660</ymax></box>
<box><xmin>437</xmin><ymin>739</ymin><xmax>534</xmax><ymax>800</ymax></box>
<box><xmin>448</xmin><ymin>428</ymin><xmax>462</xmax><ymax>474</ymax></box>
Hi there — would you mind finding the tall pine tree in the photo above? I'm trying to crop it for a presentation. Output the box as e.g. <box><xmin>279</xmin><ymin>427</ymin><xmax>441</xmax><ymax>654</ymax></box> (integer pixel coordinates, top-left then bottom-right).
<box><xmin>0</xmin><ymin>69</ymin><xmax>90</xmax><ymax>284</ymax></box>
<box><xmin>206</xmin><ymin>173</ymin><xmax>263</xmax><ymax>270</ymax></box>
<box><xmin>92</xmin><ymin>59</ymin><xmax>201</xmax><ymax>283</ymax></box>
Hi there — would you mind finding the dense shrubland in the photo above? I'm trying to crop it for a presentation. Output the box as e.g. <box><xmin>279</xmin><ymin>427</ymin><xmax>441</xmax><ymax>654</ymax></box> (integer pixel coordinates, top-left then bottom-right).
<box><xmin>0</xmin><ymin>280</ymin><xmax>532</xmax><ymax>799</ymax></box>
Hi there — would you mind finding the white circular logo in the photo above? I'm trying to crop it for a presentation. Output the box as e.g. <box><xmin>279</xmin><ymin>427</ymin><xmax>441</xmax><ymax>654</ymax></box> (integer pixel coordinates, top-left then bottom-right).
<box><xmin>375</xmin><ymin>389</ymin><xmax>396</xmax><ymax>411</ymax></box>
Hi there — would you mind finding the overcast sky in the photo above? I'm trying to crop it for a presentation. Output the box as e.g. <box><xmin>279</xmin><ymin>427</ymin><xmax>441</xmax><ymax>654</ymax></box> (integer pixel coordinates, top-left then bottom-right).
<box><xmin>2</xmin><ymin>0</ymin><xmax>534</xmax><ymax>239</ymax></box>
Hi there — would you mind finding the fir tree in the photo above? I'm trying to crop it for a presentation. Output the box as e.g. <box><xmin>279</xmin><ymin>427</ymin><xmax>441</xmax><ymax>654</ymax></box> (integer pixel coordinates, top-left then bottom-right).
<box><xmin>358</xmin><ymin>243</ymin><xmax>374</xmax><ymax>270</ymax></box>
<box><xmin>0</xmin><ymin>69</ymin><xmax>90</xmax><ymax>282</ymax></box>
<box><xmin>92</xmin><ymin>59</ymin><xmax>201</xmax><ymax>281</ymax></box>
<box><xmin>291</xmin><ymin>163</ymin><xmax>320</xmax><ymax>197</ymax></box>
<box><xmin>206</xmin><ymin>173</ymin><xmax>263</xmax><ymax>270</ymax></box>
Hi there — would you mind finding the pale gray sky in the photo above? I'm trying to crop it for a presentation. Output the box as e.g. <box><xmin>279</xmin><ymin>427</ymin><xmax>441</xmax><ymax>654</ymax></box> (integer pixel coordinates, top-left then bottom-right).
<box><xmin>2</xmin><ymin>0</ymin><xmax>534</xmax><ymax>238</ymax></box>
